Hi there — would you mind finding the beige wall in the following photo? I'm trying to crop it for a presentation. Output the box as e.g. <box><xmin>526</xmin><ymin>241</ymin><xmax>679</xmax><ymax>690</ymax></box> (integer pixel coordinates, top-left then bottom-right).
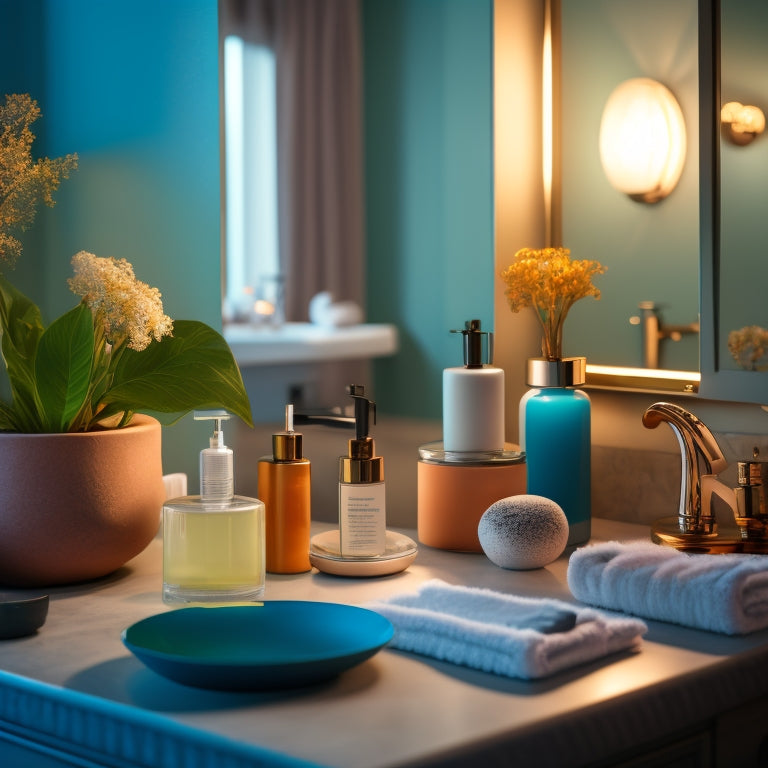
<box><xmin>493</xmin><ymin>0</ymin><xmax>547</xmax><ymax>444</ymax></box>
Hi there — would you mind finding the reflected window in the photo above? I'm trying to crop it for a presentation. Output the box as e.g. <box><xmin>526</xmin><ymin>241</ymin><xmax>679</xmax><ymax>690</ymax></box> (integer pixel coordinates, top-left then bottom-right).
<box><xmin>220</xmin><ymin>1</ymin><xmax>364</xmax><ymax>324</ymax></box>
<box><xmin>223</xmin><ymin>35</ymin><xmax>282</xmax><ymax>324</ymax></box>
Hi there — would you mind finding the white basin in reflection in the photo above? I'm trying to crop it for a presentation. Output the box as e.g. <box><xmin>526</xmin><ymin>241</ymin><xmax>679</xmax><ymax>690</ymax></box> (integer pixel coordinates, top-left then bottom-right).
<box><xmin>223</xmin><ymin>322</ymin><xmax>399</xmax><ymax>421</ymax></box>
<box><xmin>223</xmin><ymin>322</ymin><xmax>398</xmax><ymax>366</ymax></box>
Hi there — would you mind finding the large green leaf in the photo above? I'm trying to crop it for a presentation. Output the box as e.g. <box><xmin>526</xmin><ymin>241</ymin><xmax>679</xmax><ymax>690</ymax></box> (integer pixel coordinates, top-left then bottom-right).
<box><xmin>0</xmin><ymin>399</ymin><xmax>19</xmax><ymax>431</ymax></box>
<box><xmin>0</xmin><ymin>276</ymin><xmax>44</xmax><ymax>357</ymax></box>
<box><xmin>101</xmin><ymin>320</ymin><xmax>253</xmax><ymax>427</ymax></box>
<box><xmin>35</xmin><ymin>303</ymin><xmax>94</xmax><ymax>432</ymax></box>
<box><xmin>0</xmin><ymin>275</ymin><xmax>45</xmax><ymax>431</ymax></box>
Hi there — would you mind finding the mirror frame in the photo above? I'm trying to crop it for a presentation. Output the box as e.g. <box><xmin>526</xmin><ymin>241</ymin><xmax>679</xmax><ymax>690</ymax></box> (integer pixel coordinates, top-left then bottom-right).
<box><xmin>698</xmin><ymin>0</ymin><xmax>766</xmax><ymax>404</ymax></box>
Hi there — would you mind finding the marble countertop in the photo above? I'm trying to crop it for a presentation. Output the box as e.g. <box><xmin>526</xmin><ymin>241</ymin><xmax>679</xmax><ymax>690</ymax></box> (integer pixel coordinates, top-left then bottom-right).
<box><xmin>1</xmin><ymin>519</ymin><xmax>767</xmax><ymax>768</ymax></box>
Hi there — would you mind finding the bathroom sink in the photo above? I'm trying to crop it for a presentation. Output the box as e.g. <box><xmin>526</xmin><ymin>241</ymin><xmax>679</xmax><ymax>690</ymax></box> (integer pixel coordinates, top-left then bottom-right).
<box><xmin>224</xmin><ymin>322</ymin><xmax>399</xmax><ymax>422</ymax></box>
<box><xmin>224</xmin><ymin>322</ymin><xmax>398</xmax><ymax>366</ymax></box>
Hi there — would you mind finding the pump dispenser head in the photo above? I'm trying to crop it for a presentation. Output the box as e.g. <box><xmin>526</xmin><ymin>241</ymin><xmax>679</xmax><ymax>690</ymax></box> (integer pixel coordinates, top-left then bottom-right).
<box><xmin>450</xmin><ymin>319</ymin><xmax>493</xmax><ymax>368</ymax></box>
<box><xmin>272</xmin><ymin>404</ymin><xmax>304</xmax><ymax>461</ymax></box>
<box><xmin>195</xmin><ymin>410</ymin><xmax>234</xmax><ymax>503</ymax></box>
<box><xmin>340</xmin><ymin>385</ymin><xmax>383</xmax><ymax>483</ymax></box>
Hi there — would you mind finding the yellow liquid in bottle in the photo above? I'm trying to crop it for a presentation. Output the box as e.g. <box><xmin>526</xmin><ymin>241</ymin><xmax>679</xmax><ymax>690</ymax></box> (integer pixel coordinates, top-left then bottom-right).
<box><xmin>162</xmin><ymin>496</ymin><xmax>265</xmax><ymax>604</ymax></box>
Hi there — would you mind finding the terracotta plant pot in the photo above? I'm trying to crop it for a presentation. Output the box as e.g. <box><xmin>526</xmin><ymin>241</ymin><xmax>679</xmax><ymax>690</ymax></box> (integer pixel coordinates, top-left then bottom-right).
<box><xmin>0</xmin><ymin>414</ymin><xmax>166</xmax><ymax>587</ymax></box>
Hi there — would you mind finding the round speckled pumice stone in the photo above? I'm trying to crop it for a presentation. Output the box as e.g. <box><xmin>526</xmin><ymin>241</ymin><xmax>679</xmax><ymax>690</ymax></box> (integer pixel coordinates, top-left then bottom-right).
<box><xmin>478</xmin><ymin>495</ymin><xmax>569</xmax><ymax>570</ymax></box>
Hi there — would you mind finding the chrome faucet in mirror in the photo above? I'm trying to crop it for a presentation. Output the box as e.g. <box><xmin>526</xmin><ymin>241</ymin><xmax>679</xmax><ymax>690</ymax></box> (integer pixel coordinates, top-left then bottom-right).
<box><xmin>630</xmin><ymin>302</ymin><xmax>700</xmax><ymax>370</ymax></box>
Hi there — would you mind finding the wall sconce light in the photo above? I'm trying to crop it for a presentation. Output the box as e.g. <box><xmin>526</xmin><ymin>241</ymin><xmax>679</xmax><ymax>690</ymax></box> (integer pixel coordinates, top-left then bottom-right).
<box><xmin>599</xmin><ymin>78</ymin><xmax>686</xmax><ymax>204</ymax></box>
<box><xmin>721</xmin><ymin>101</ymin><xmax>765</xmax><ymax>146</ymax></box>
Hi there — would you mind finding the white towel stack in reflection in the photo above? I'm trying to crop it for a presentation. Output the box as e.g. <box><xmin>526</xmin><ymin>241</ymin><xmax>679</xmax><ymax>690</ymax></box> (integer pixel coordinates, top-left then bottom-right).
<box><xmin>567</xmin><ymin>540</ymin><xmax>768</xmax><ymax>636</ymax></box>
<box><xmin>366</xmin><ymin>579</ymin><xmax>646</xmax><ymax>680</ymax></box>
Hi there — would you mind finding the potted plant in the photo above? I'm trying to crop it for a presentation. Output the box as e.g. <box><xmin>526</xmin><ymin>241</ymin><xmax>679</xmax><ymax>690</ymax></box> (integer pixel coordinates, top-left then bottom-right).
<box><xmin>0</xmin><ymin>94</ymin><xmax>252</xmax><ymax>586</ymax></box>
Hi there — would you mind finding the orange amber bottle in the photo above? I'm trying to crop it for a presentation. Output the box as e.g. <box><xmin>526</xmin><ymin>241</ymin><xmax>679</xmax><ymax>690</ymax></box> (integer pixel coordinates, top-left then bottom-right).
<box><xmin>258</xmin><ymin>405</ymin><xmax>311</xmax><ymax>573</ymax></box>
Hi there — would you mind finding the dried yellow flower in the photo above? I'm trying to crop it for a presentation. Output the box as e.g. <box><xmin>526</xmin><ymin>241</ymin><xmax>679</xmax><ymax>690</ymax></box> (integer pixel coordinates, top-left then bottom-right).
<box><xmin>727</xmin><ymin>325</ymin><xmax>768</xmax><ymax>371</ymax></box>
<box><xmin>0</xmin><ymin>94</ymin><xmax>78</xmax><ymax>264</ymax></box>
<box><xmin>500</xmin><ymin>247</ymin><xmax>606</xmax><ymax>360</ymax></box>
<box><xmin>68</xmin><ymin>251</ymin><xmax>173</xmax><ymax>351</ymax></box>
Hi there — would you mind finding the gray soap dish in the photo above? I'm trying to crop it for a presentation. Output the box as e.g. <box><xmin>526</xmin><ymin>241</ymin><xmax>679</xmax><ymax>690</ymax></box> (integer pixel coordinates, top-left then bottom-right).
<box><xmin>0</xmin><ymin>592</ymin><xmax>49</xmax><ymax>639</ymax></box>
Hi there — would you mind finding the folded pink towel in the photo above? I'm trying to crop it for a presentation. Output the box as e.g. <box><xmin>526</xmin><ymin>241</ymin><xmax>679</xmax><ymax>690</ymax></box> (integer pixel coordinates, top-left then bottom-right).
<box><xmin>567</xmin><ymin>541</ymin><xmax>768</xmax><ymax>635</ymax></box>
<box><xmin>366</xmin><ymin>579</ymin><xmax>646</xmax><ymax>680</ymax></box>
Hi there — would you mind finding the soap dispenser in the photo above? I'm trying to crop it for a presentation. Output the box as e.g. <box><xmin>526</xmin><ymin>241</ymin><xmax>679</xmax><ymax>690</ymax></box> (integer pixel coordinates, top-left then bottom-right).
<box><xmin>443</xmin><ymin>319</ymin><xmax>505</xmax><ymax>452</ymax></box>
<box><xmin>339</xmin><ymin>385</ymin><xmax>386</xmax><ymax>557</ymax></box>
<box><xmin>162</xmin><ymin>410</ymin><xmax>265</xmax><ymax>604</ymax></box>
<box><xmin>417</xmin><ymin>319</ymin><xmax>526</xmax><ymax>552</ymax></box>
<box><xmin>258</xmin><ymin>404</ymin><xmax>311</xmax><ymax>573</ymax></box>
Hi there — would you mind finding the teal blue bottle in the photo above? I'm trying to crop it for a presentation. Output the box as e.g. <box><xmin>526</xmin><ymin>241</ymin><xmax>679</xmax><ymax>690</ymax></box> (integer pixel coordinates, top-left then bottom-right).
<box><xmin>520</xmin><ymin>358</ymin><xmax>591</xmax><ymax>547</ymax></box>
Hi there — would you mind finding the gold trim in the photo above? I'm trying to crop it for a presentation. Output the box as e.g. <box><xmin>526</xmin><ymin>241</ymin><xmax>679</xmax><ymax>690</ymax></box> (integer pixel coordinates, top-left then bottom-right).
<box><xmin>585</xmin><ymin>364</ymin><xmax>700</xmax><ymax>395</ymax></box>
<box><xmin>527</xmin><ymin>357</ymin><xmax>586</xmax><ymax>387</ymax></box>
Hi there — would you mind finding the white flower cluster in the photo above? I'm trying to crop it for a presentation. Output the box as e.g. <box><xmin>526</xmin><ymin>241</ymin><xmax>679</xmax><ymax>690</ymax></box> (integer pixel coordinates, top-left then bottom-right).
<box><xmin>68</xmin><ymin>251</ymin><xmax>173</xmax><ymax>351</ymax></box>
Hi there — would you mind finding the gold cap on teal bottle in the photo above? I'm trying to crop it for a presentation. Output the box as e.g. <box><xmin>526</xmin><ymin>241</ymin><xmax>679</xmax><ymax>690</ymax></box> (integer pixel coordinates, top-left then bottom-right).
<box><xmin>526</xmin><ymin>357</ymin><xmax>586</xmax><ymax>388</ymax></box>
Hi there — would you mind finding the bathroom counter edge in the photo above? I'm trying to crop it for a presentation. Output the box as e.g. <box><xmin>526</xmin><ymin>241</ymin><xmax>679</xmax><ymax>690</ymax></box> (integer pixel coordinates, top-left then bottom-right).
<box><xmin>0</xmin><ymin>518</ymin><xmax>765</xmax><ymax>768</ymax></box>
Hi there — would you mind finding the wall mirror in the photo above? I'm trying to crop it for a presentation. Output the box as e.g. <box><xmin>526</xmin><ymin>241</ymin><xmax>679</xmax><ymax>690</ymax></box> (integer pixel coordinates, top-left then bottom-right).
<box><xmin>558</xmin><ymin>0</ymin><xmax>701</xmax><ymax>395</ymax></box>
<box><xmin>559</xmin><ymin>0</ymin><xmax>766</xmax><ymax>406</ymax></box>
<box><xmin>699</xmin><ymin>0</ymin><xmax>768</xmax><ymax>403</ymax></box>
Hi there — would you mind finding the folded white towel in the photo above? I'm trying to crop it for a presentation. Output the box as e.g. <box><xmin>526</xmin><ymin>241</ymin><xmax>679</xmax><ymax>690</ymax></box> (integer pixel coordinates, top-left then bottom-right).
<box><xmin>365</xmin><ymin>579</ymin><xmax>646</xmax><ymax>680</ymax></box>
<box><xmin>567</xmin><ymin>540</ymin><xmax>768</xmax><ymax>636</ymax></box>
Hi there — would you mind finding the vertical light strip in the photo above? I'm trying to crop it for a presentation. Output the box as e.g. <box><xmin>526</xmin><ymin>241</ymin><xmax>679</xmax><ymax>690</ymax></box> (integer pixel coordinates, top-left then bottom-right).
<box><xmin>223</xmin><ymin>35</ymin><xmax>246</xmax><ymax>308</ymax></box>
<box><xmin>542</xmin><ymin>0</ymin><xmax>553</xmax><ymax>245</ymax></box>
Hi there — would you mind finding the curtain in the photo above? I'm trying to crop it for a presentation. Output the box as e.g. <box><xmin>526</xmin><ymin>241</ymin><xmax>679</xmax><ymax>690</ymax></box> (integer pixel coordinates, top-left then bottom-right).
<box><xmin>220</xmin><ymin>0</ymin><xmax>365</xmax><ymax>322</ymax></box>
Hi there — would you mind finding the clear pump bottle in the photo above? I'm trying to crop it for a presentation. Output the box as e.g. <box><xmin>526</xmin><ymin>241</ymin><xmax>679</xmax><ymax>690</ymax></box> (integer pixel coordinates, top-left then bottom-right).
<box><xmin>339</xmin><ymin>385</ymin><xmax>386</xmax><ymax>558</ymax></box>
<box><xmin>258</xmin><ymin>404</ymin><xmax>311</xmax><ymax>573</ymax></box>
<box><xmin>162</xmin><ymin>410</ymin><xmax>265</xmax><ymax>604</ymax></box>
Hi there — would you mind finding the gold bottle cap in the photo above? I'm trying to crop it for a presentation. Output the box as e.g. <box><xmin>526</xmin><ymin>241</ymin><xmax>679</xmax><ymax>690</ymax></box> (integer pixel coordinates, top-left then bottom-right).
<box><xmin>339</xmin><ymin>437</ymin><xmax>384</xmax><ymax>483</ymax></box>
<box><xmin>273</xmin><ymin>404</ymin><xmax>303</xmax><ymax>461</ymax></box>
<box><xmin>273</xmin><ymin>431</ymin><xmax>303</xmax><ymax>461</ymax></box>
<box><xmin>526</xmin><ymin>357</ymin><xmax>586</xmax><ymax>388</ymax></box>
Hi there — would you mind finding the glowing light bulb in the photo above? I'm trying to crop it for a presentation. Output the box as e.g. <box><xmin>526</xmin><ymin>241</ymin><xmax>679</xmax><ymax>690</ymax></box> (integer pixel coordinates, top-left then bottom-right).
<box><xmin>599</xmin><ymin>78</ymin><xmax>687</xmax><ymax>203</ymax></box>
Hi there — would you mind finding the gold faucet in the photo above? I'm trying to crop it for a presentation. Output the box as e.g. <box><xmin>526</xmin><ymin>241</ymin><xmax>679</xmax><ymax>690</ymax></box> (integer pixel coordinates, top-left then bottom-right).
<box><xmin>642</xmin><ymin>402</ymin><xmax>744</xmax><ymax>553</ymax></box>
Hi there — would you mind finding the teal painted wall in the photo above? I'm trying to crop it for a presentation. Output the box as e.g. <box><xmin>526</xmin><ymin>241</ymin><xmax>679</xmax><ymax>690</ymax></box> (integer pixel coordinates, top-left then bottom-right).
<box><xmin>0</xmin><ymin>0</ymin><xmax>493</xmax><ymax>476</ymax></box>
<box><xmin>363</xmin><ymin>0</ymin><xmax>494</xmax><ymax>419</ymax></box>
<box><xmin>0</xmin><ymin>0</ymin><xmax>222</xmax><ymax>486</ymax></box>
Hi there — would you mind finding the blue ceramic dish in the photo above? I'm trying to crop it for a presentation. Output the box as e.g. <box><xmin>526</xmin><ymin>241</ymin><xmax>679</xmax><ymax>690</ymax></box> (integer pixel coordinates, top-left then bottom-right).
<box><xmin>122</xmin><ymin>601</ymin><xmax>393</xmax><ymax>691</ymax></box>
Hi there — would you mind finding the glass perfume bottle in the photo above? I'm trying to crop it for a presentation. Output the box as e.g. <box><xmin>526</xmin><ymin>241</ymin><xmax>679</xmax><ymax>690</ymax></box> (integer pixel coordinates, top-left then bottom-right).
<box><xmin>163</xmin><ymin>410</ymin><xmax>265</xmax><ymax>604</ymax></box>
<box><xmin>520</xmin><ymin>358</ymin><xmax>591</xmax><ymax>547</ymax></box>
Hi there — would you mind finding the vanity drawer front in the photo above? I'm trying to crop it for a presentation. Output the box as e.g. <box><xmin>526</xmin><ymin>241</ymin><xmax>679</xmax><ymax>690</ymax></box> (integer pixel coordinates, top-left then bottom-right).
<box><xmin>607</xmin><ymin>730</ymin><xmax>712</xmax><ymax>767</ymax></box>
<box><xmin>0</xmin><ymin>731</ymin><xmax>92</xmax><ymax>768</ymax></box>
<box><xmin>715</xmin><ymin>695</ymin><xmax>768</xmax><ymax>767</ymax></box>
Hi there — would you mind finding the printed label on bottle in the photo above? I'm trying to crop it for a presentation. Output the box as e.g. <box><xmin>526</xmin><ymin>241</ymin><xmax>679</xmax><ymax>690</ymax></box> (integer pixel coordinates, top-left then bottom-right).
<box><xmin>339</xmin><ymin>482</ymin><xmax>386</xmax><ymax>557</ymax></box>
